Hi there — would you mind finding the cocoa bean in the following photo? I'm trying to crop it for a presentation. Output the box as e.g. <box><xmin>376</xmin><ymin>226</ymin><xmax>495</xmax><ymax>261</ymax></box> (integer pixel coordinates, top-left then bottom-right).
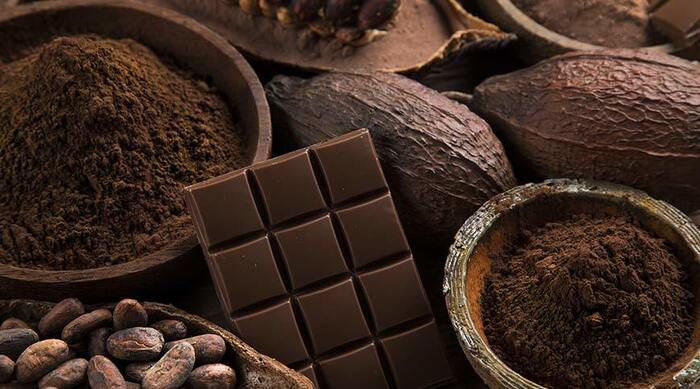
<box><xmin>142</xmin><ymin>342</ymin><xmax>195</xmax><ymax>389</ymax></box>
<box><xmin>88</xmin><ymin>328</ymin><xmax>113</xmax><ymax>357</ymax></box>
<box><xmin>15</xmin><ymin>339</ymin><xmax>71</xmax><ymax>383</ymax></box>
<box><xmin>0</xmin><ymin>318</ymin><xmax>31</xmax><ymax>331</ymax></box>
<box><xmin>324</xmin><ymin>0</ymin><xmax>360</xmax><ymax>21</ymax></box>
<box><xmin>290</xmin><ymin>0</ymin><xmax>322</xmax><ymax>22</ymax></box>
<box><xmin>357</xmin><ymin>0</ymin><xmax>399</xmax><ymax>30</ymax></box>
<box><xmin>88</xmin><ymin>356</ymin><xmax>126</xmax><ymax>389</ymax></box>
<box><xmin>38</xmin><ymin>358</ymin><xmax>88</xmax><ymax>388</ymax></box>
<box><xmin>62</xmin><ymin>309</ymin><xmax>112</xmax><ymax>344</ymax></box>
<box><xmin>124</xmin><ymin>361</ymin><xmax>155</xmax><ymax>382</ymax></box>
<box><xmin>149</xmin><ymin>320</ymin><xmax>187</xmax><ymax>341</ymax></box>
<box><xmin>113</xmin><ymin>300</ymin><xmax>148</xmax><ymax>330</ymax></box>
<box><xmin>107</xmin><ymin>327</ymin><xmax>164</xmax><ymax>361</ymax></box>
<box><xmin>187</xmin><ymin>364</ymin><xmax>237</xmax><ymax>389</ymax></box>
<box><xmin>0</xmin><ymin>329</ymin><xmax>40</xmax><ymax>360</ymax></box>
<box><xmin>39</xmin><ymin>299</ymin><xmax>85</xmax><ymax>337</ymax></box>
<box><xmin>0</xmin><ymin>354</ymin><xmax>14</xmax><ymax>383</ymax></box>
<box><xmin>164</xmin><ymin>334</ymin><xmax>225</xmax><ymax>365</ymax></box>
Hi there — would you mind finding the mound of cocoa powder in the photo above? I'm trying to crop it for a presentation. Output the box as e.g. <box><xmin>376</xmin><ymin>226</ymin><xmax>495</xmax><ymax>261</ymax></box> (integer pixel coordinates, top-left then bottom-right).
<box><xmin>482</xmin><ymin>214</ymin><xmax>695</xmax><ymax>388</ymax></box>
<box><xmin>0</xmin><ymin>35</ymin><xmax>247</xmax><ymax>270</ymax></box>
<box><xmin>511</xmin><ymin>0</ymin><xmax>664</xmax><ymax>48</ymax></box>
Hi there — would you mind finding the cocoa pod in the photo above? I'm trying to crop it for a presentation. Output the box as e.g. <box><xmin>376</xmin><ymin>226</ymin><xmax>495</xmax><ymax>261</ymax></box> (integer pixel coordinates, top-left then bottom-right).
<box><xmin>142</xmin><ymin>342</ymin><xmax>195</xmax><ymax>389</ymax></box>
<box><xmin>357</xmin><ymin>0</ymin><xmax>399</xmax><ymax>30</ymax></box>
<box><xmin>15</xmin><ymin>339</ymin><xmax>71</xmax><ymax>383</ymax></box>
<box><xmin>88</xmin><ymin>328</ymin><xmax>113</xmax><ymax>357</ymax></box>
<box><xmin>0</xmin><ymin>329</ymin><xmax>39</xmax><ymax>360</ymax></box>
<box><xmin>0</xmin><ymin>354</ymin><xmax>14</xmax><ymax>383</ymax></box>
<box><xmin>164</xmin><ymin>334</ymin><xmax>225</xmax><ymax>365</ymax></box>
<box><xmin>1</xmin><ymin>318</ymin><xmax>30</xmax><ymax>331</ymax></box>
<box><xmin>149</xmin><ymin>320</ymin><xmax>187</xmax><ymax>341</ymax></box>
<box><xmin>113</xmin><ymin>300</ymin><xmax>148</xmax><ymax>330</ymax></box>
<box><xmin>324</xmin><ymin>0</ymin><xmax>360</xmax><ymax>21</ymax></box>
<box><xmin>124</xmin><ymin>361</ymin><xmax>155</xmax><ymax>382</ymax></box>
<box><xmin>39</xmin><ymin>299</ymin><xmax>85</xmax><ymax>337</ymax></box>
<box><xmin>187</xmin><ymin>364</ymin><xmax>237</xmax><ymax>389</ymax></box>
<box><xmin>62</xmin><ymin>309</ymin><xmax>112</xmax><ymax>344</ymax></box>
<box><xmin>107</xmin><ymin>327</ymin><xmax>164</xmax><ymax>361</ymax></box>
<box><xmin>266</xmin><ymin>72</ymin><xmax>516</xmax><ymax>243</ymax></box>
<box><xmin>290</xmin><ymin>0</ymin><xmax>322</xmax><ymax>22</ymax></box>
<box><xmin>38</xmin><ymin>358</ymin><xmax>88</xmax><ymax>388</ymax></box>
<box><xmin>87</xmin><ymin>356</ymin><xmax>126</xmax><ymax>389</ymax></box>
<box><xmin>471</xmin><ymin>50</ymin><xmax>700</xmax><ymax>213</ymax></box>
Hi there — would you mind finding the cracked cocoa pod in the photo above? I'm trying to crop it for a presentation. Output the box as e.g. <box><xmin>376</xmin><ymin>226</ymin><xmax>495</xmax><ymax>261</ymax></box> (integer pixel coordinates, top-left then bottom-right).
<box><xmin>1</xmin><ymin>318</ymin><xmax>30</xmax><ymax>331</ymax></box>
<box><xmin>150</xmin><ymin>320</ymin><xmax>187</xmax><ymax>341</ymax></box>
<box><xmin>38</xmin><ymin>299</ymin><xmax>85</xmax><ymax>338</ymax></box>
<box><xmin>188</xmin><ymin>364</ymin><xmax>237</xmax><ymax>389</ymax></box>
<box><xmin>164</xmin><ymin>334</ymin><xmax>225</xmax><ymax>365</ymax></box>
<box><xmin>266</xmin><ymin>72</ymin><xmax>516</xmax><ymax>243</ymax></box>
<box><xmin>357</xmin><ymin>0</ymin><xmax>399</xmax><ymax>30</ymax></box>
<box><xmin>124</xmin><ymin>361</ymin><xmax>155</xmax><ymax>382</ymax></box>
<box><xmin>142</xmin><ymin>342</ymin><xmax>195</xmax><ymax>389</ymax></box>
<box><xmin>88</xmin><ymin>356</ymin><xmax>126</xmax><ymax>389</ymax></box>
<box><xmin>113</xmin><ymin>300</ymin><xmax>148</xmax><ymax>330</ymax></box>
<box><xmin>471</xmin><ymin>50</ymin><xmax>700</xmax><ymax>213</ymax></box>
<box><xmin>107</xmin><ymin>328</ymin><xmax>164</xmax><ymax>361</ymax></box>
<box><xmin>0</xmin><ymin>328</ymin><xmax>39</xmax><ymax>360</ymax></box>
<box><xmin>62</xmin><ymin>309</ymin><xmax>112</xmax><ymax>344</ymax></box>
<box><xmin>15</xmin><ymin>339</ymin><xmax>71</xmax><ymax>383</ymax></box>
<box><xmin>88</xmin><ymin>328</ymin><xmax>113</xmax><ymax>358</ymax></box>
<box><xmin>38</xmin><ymin>358</ymin><xmax>88</xmax><ymax>389</ymax></box>
<box><xmin>0</xmin><ymin>355</ymin><xmax>14</xmax><ymax>383</ymax></box>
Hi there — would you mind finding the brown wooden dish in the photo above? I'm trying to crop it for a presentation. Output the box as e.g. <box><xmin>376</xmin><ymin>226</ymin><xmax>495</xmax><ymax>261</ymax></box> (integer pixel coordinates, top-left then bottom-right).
<box><xmin>0</xmin><ymin>300</ymin><xmax>312</xmax><ymax>388</ymax></box>
<box><xmin>444</xmin><ymin>179</ymin><xmax>700</xmax><ymax>388</ymax></box>
<box><xmin>0</xmin><ymin>0</ymin><xmax>272</xmax><ymax>302</ymax></box>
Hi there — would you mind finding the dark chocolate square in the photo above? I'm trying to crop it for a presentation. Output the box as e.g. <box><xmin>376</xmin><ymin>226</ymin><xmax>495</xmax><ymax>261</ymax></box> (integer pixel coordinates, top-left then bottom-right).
<box><xmin>232</xmin><ymin>300</ymin><xmax>308</xmax><ymax>365</ymax></box>
<box><xmin>274</xmin><ymin>215</ymin><xmax>349</xmax><ymax>290</ymax></box>
<box><xmin>186</xmin><ymin>171</ymin><xmax>264</xmax><ymax>249</ymax></box>
<box><xmin>297</xmin><ymin>278</ymin><xmax>370</xmax><ymax>354</ymax></box>
<box><xmin>251</xmin><ymin>151</ymin><xmax>327</xmax><ymax>226</ymax></box>
<box><xmin>359</xmin><ymin>258</ymin><xmax>431</xmax><ymax>332</ymax></box>
<box><xmin>318</xmin><ymin>343</ymin><xmax>390</xmax><ymax>389</ymax></box>
<box><xmin>335</xmin><ymin>194</ymin><xmax>410</xmax><ymax>268</ymax></box>
<box><xmin>380</xmin><ymin>321</ymin><xmax>451</xmax><ymax>389</ymax></box>
<box><xmin>210</xmin><ymin>236</ymin><xmax>287</xmax><ymax>313</ymax></box>
<box><xmin>312</xmin><ymin>131</ymin><xmax>387</xmax><ymax>205</ymax></box>
<box><xmin>297</xmin><ymin>364</ymin><xmax>320</xmax><ymax>388</ymax></box>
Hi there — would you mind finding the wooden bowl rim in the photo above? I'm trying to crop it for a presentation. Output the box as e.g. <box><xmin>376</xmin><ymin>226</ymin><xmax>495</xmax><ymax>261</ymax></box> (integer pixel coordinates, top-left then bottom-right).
<box><xmin>0</xmin><ymin>0</ymin><xmax>272</xmax><ymax>284</ymax></box>
<box><xmin>444</xmin><ymin>178</ymin><xmax>700</xmax><ymax>388</ymax></box>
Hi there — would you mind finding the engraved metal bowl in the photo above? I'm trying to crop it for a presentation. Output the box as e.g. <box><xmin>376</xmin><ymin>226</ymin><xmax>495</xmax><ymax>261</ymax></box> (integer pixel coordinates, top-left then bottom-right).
<box><xmin>444</xmin><ymin>179</ymin><xmax>700</xmax><ymax>388</ymax></box>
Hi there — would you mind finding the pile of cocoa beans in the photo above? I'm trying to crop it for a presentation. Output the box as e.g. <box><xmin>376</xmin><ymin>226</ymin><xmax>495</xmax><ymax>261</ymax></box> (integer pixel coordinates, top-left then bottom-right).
<box><xmin>0</xmin><ymin>298</ymin><xmax>237</xmax><ymax>388</ymax></box>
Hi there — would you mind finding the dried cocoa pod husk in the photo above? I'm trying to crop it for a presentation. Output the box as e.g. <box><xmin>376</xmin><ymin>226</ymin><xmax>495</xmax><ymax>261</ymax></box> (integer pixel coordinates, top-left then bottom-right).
<box><xmin>149</xmin><ymin>320</ymin><xmax>187</xmax><ymax>341</ymax></box>
<box><xmin>107</xmin><ymin>327</ymin><xmax>164</xmax><ymax>361</ymax></box>
<box><xmin>88</xmin><ymin>328</ymin><xmax>112</xmax><ymax>358</ymax></box>
<box><xmin>124</xmin><ymin>361</ymin><xmax>155</xmax><ymax>383</ymax></box>
<box><xmin>38</xmin><ymin>358</ymin><xmax>88</xmax><ymax>389</ymax></box>
<box><xmin>62</xmin><ymin>309</ymin><xmax>112</xmax><ymax>344</ymax></box>
<box><xmin>266</xmin><ymin>72</ymin><xmax>516</xmax><ymax>243</ymax></box>
<box><xmin>187</xmin><ymin>363</ymin><xmax>237</xmax><ymax>389</ymax></box>
<box><xmin>113</xmin><ymin>300</ymin><xmax>148</xmax><ymax>330</ymax></box>
<box><xmin>0</xmin><ymin>354</ymin><xmax>14</xmax><ymax>383</ymax></box>
<box><xmin>0</xmin><ymin>328</ymin><xmax>39</xmax><ymax>360</ymax></box>
<box><xmin>471</xmin><ymin>50</ymin><xmax>700</xmax><ymax>213</ymax></box>
<box><xmin>15</xmin><ymin>339</ymin><xmax>70</xmax><ymax>383</ymax></box>
<box><xmin>1</xmin><ymin>318</ymin><xmax>30</xmax><ymax>331</ymax></box>
<box><xmin>142</xmin><ymin>342</ymin><xmax>195</xmax><ymax>389</ymax></box>
<box><xmin>38</xmin><ymin>299</ymin><xmax>84</xmax><ymax>338</ymax></box>
<box><xmin>88</xmin><ymin>356</ymin><xmax>126</xmax><ymax>389</ymax></box>
<box><xmin>164</xmin><ymin>334</ymin><xmax>225</xmax><ymax>365</ymax></box>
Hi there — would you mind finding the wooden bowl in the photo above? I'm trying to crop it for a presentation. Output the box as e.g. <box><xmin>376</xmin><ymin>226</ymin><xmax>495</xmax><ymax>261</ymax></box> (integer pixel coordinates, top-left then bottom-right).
<box><xmin>0</xmin><ymin>299</ymin><xmax>312</xmax><ymax>388</ymax></box>
<box><xmin>474</xmin><ymin>0</ymin><xmax>693</xmax><ymax>64</ymax></box>
<box><xmin>0</xmin><ymin>0</ymin><xmax>272</xmax><ymax>302</ymax></box>
<box><xmin>444</xmin><ymin>179</ymin><xmax>700</xmax><ymax>388</ymax></box>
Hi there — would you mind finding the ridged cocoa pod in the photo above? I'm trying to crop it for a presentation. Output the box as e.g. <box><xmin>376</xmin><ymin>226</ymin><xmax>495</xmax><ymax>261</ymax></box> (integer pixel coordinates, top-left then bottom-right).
<box><xmin>0</xmin><ymin>328</ymin><xmax>39</xmax><ymax>360</ymax></box>
<box><xmin>62</xmin><ymin>309</ymin><xmax>112</xmax><ymax>344</ymax></box>
<box><xmin>88</xmin><ymin>356</ymin><xmax>126</xmax><ymax>389</ymax></box>
<box><xmin>142</xmin><ymin>342</ymin><xmax>195</xmax><ymax>389</ymax></box>
<box><xmin>38</xmin><ymin>358</ymin><xmax>88</xmax><ymax>388</ymax></box>
<box><xmin>266</xmin><ymin>72</ymin><xmax>516</xmax><ymax>243</ymax></box>
<box><xmin>471</xmin><ymin>50</ymin><xmax>700</xmax><ymax>214</ymax></box>
<box><xmin>38</xmin><ymin>299</ymin><xmax>85</xmax><ymax>338</ymax></box>
<box><xmin>88</xmin><ymin>328</ymin><xmax>112</xmax><ymax>357</ymax></box>
<box><xmin>164</xmin><ymin>334</ymin><xmax>225</xmax><ymax>365</ymax></box>
<box><xmin>113</xmin><ymin>300</ymin><xmax>148</xmax><ymax>330</ymax></box>
<box><xmin>124</xmin><ymin>361</ymin><xmax>155</xmax><ymax>382</ymax></box>
<box><xmin>1</xmin><ymin>318</ymin><xmax>30</xmax><ymax>331</ymax></box>
<box><xmin>107</xmin><ymin>328</ymin><xmax>164</xmax><ymax>361</ymax></box>
<box><xmin>357</xmin><ymin>0</ymin><xmax>399</xmax><ymax>30</ymax></box>
<box><xmin>324</xmin><ymin>0</ymin><xmax>360</xmax><ymax>21</ymax></box>
<box><xmin>150</xmin><ymin>320</ymin><xmax>187</xmax><ymax>341</ymax></box>
<box><xmin>0</xmin><ymin>354</ymin><xmax>14</xmax><ymax>383</ymax></box>
<box><xmin>15</xmin><ymin>339</ymin><xmax>71</xmax><ymax>383</ymax></box>
<box><xmin>290</xmin><ymin>0</ymin><xmax>322</xmax><ymax>22</ymax></box>
<box><xmin>187</xmin><ymin>364</ymin><xmax>237</xmax><ymax>389</ymax></box>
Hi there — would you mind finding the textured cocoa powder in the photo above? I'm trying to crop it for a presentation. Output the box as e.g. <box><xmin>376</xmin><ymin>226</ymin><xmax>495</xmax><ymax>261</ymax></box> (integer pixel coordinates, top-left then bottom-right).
<box><xmin>0</xmin><ymin>35</ymin><xmax>247</xmax><ymax>270</ymax></box>
<box><xmin>482</xmin><ymin>214</ymin><xmax>694</xmax><ymax>388</ymax></box>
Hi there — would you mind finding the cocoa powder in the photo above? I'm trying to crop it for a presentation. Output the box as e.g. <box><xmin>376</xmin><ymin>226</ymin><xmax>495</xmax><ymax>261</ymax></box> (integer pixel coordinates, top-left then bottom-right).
<box><xmin>0</xmin><ymin>35</ymin><xmax>247</xmax><ymax>270</ymax></box>
<box><xmin>482</xmin><ymin>214</ymin><xmax>695</xmax><ymax>388</ymax></box>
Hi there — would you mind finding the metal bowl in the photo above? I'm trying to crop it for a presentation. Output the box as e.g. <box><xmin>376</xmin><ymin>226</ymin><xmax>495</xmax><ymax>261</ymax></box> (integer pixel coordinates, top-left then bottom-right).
<box><xmin>444</xmin><ymin>179</ymin><xmax>700</xmax><ymax>388</ymax></box>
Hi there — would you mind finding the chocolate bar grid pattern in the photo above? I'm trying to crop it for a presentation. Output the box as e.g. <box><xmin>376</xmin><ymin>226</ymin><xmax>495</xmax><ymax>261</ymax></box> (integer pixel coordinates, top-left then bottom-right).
<box><xmin>185</xmin><ymin>131</ymin><xmax>451</xmax><ymax>389</ymax></box>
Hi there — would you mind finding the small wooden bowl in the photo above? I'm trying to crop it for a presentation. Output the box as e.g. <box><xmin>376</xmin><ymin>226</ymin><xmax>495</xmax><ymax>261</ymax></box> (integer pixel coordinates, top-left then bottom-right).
<box><xmin>0</xmin><ymin>0</ymin><xmax>272</xmax><ymax>302</ymax></box>
<box><xmin>0</xmin><ymin>299</ymin><xmax>312</xmax><ymax>388</ymax></box>
<box><xmin>475</xmin><ymin>0</ymin><xmax>689</xmax><ymax>64</ymax></box>
<box><xmin>444</xmin><ymin>179</ymin><xmax>700</xmax><ymax>388</ymax></box>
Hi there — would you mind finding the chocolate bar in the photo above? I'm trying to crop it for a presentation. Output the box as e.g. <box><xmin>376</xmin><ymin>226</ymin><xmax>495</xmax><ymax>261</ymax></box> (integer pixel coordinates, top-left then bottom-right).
<box><xmin>184</xmin><ymin>129</ymin><xmax>451</xmax><ymax>388</ymax></box>
<box><xmin>651</xmin><ymin>0</ymin><xmax>700</xmax><ymax>46</ymax></box>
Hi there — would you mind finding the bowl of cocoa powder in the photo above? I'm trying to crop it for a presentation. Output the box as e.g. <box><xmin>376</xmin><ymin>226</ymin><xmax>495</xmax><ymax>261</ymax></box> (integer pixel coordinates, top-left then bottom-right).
<box><xmin>0</xmin><ymin>0</ymin><xmax>272</xmax><ymax>301</ymax></box>
<box><xmin>445</xmin><ymin>179</ymin><xmax>700</xmax><ymax>388</ymax></box>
